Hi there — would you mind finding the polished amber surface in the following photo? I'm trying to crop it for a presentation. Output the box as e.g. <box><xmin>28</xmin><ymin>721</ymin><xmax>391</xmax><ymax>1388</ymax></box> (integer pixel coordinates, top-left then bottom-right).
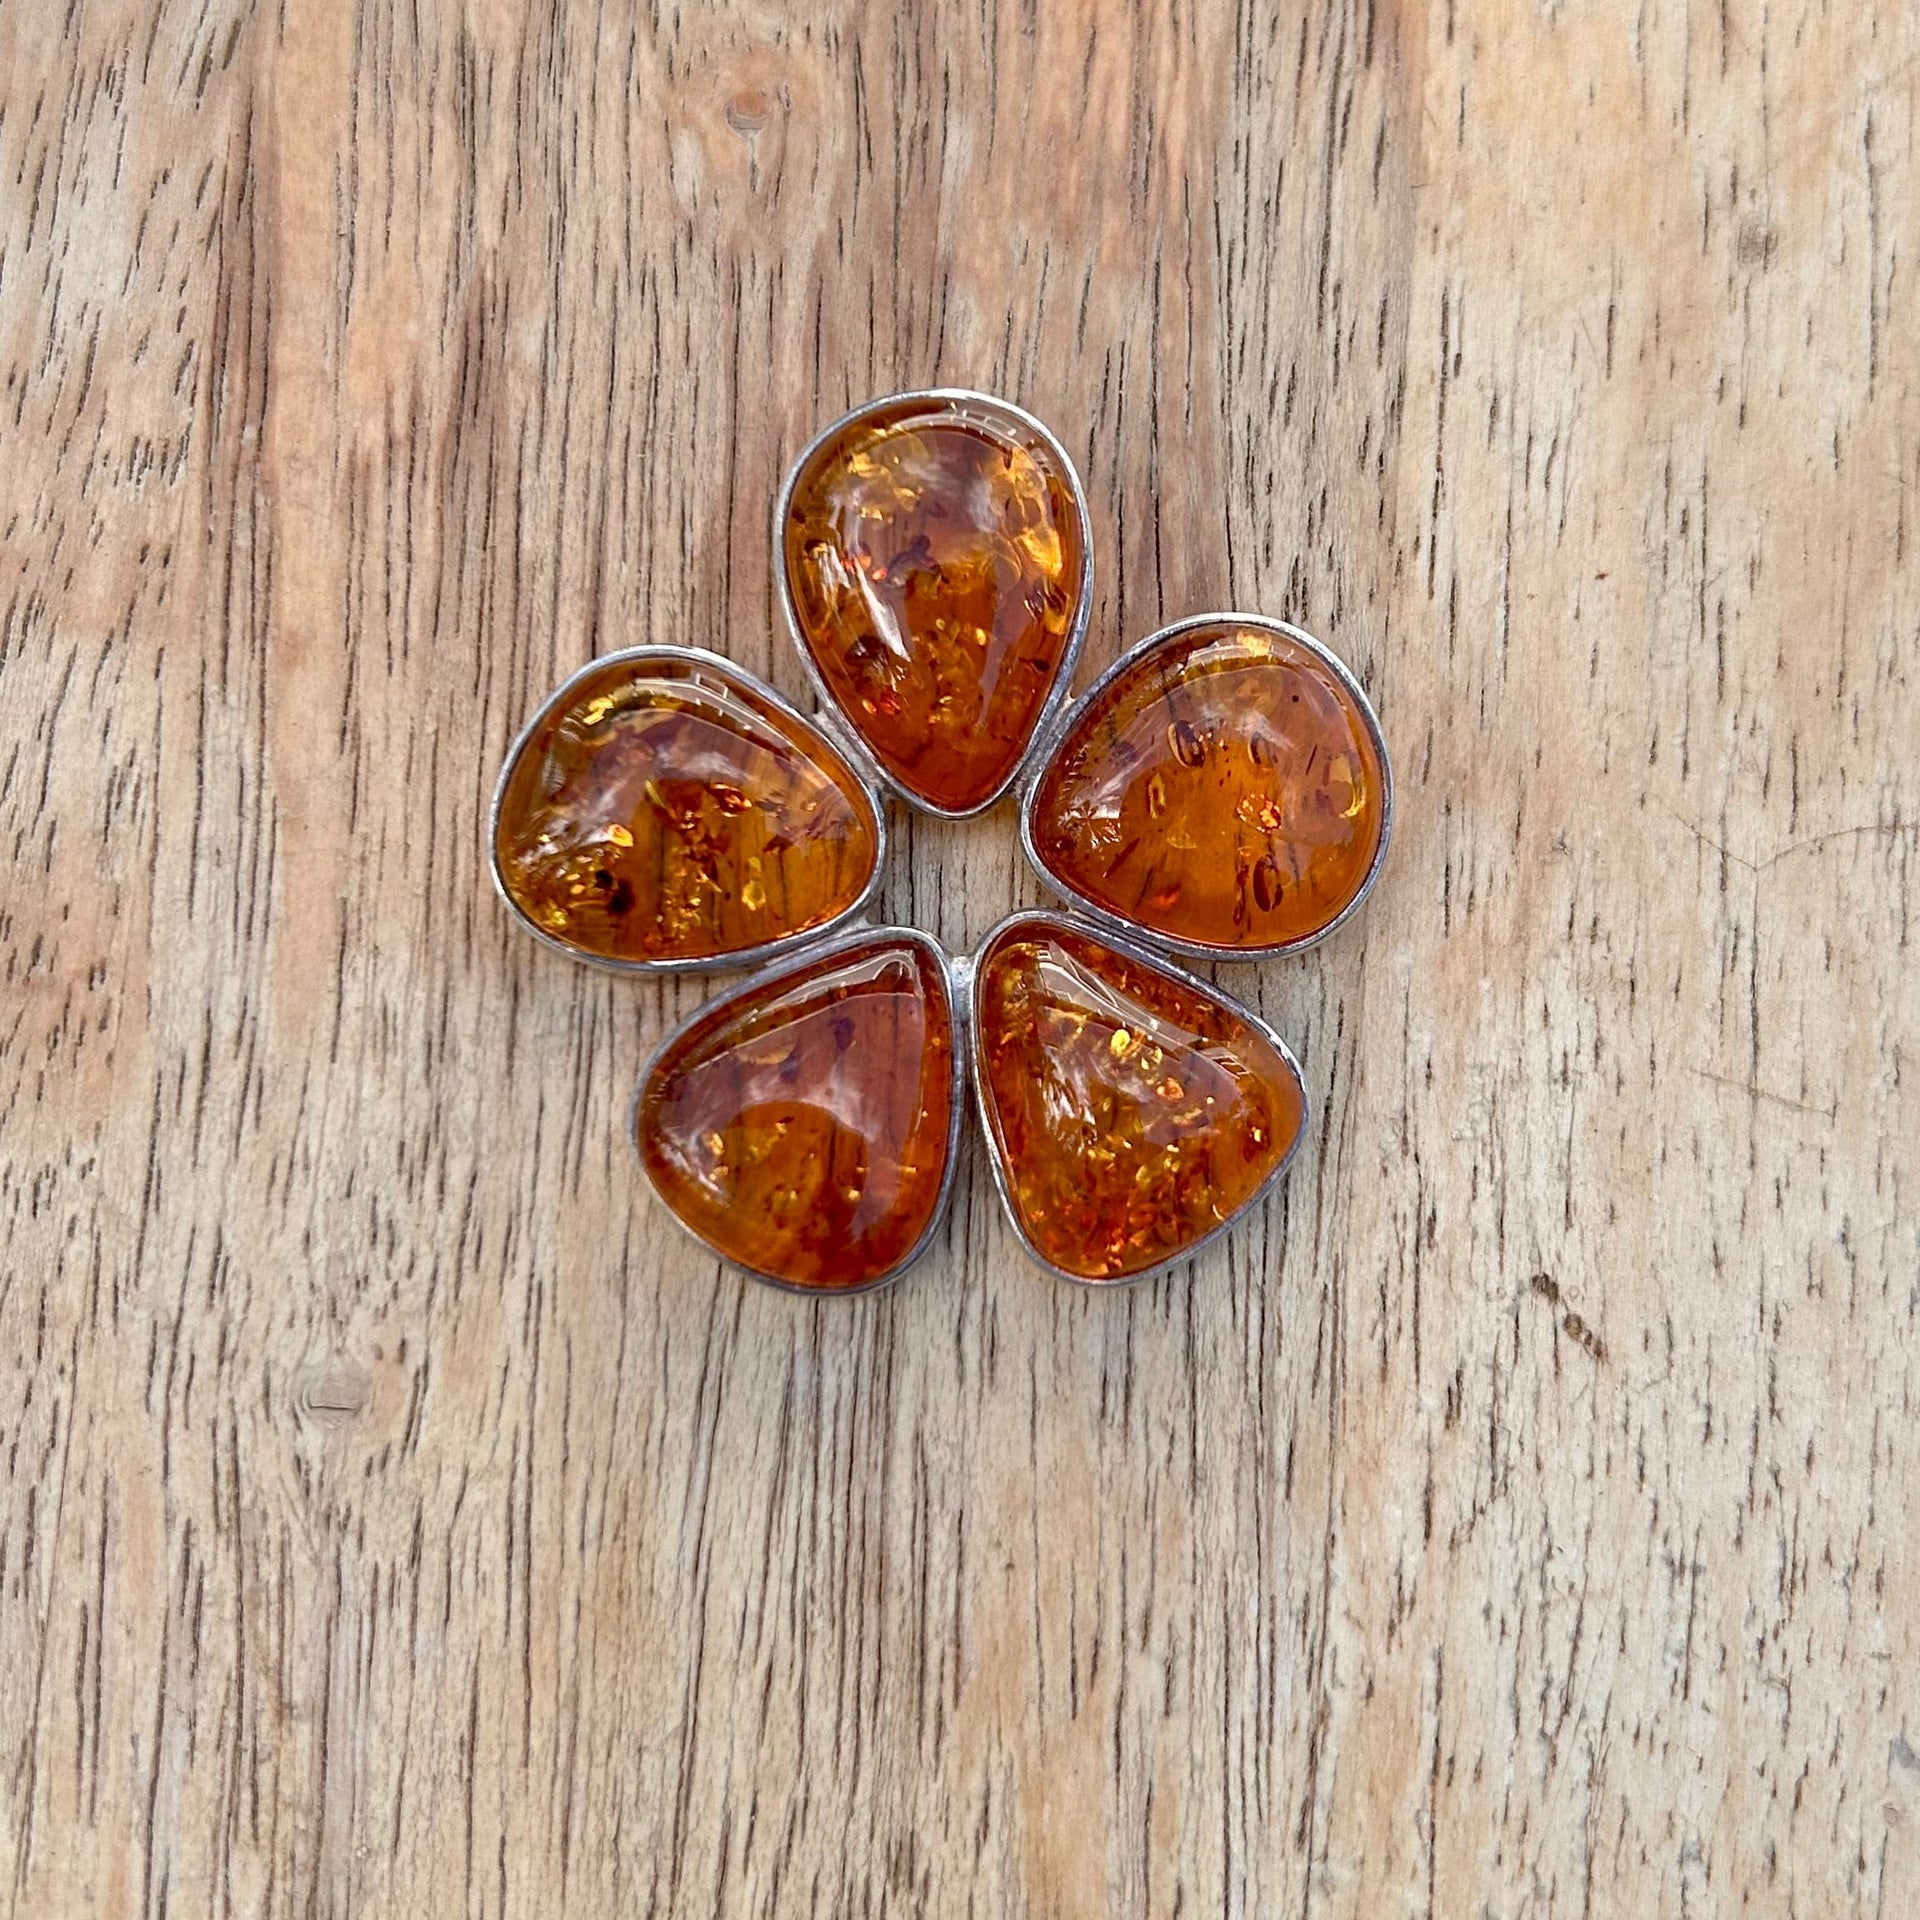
<box><xmin>1029</xmin><ymin>622</ymin><xmax>1387</xmax><ymax>953</ymax></box>
<box><xmin>782</xmin><ymin>395</ymin><xmax>1086</xmax><ymax>813</ymax></box>
<box><xmin>974</xmin><ymin>919</ymin><xmax>1305</xmax><ymax>1281</ymax></box>
<box><xmin>494</xmin><ymin>651</ymin><xmax>878</xmax><ymax>966</ymax></box>
<box><xmin>638</xmin><ymin>935</ymin><xmax>955</xmax><ymax>1290</ymax></box>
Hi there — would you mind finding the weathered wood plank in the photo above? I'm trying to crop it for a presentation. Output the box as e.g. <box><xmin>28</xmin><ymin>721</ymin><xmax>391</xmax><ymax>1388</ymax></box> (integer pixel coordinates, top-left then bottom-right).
<box><xmin>1</xmin><ymin>0</ymin><xmax>1914</xmax><ymax>1913</ymax></box>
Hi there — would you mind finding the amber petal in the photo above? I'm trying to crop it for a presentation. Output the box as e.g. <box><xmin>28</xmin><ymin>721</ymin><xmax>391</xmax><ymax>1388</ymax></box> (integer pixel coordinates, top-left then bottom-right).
<box><xmin>1026</xmin><ymin>617</ymin><xmax>1390</xmax><ymax>956</ymax></box>
<box><xmin>493</xmin><ymin>649</ymin><xmax>880</xmax><ymax>968</ymax></box>
<box><xmin>780</xmin><ymin>390</ymin><xmax>1089</xmax><ymax>815</ymax></box>
<box><xmin>972</xmin><ymin>915</ymin><xmax>1306</xmax><ymax>1282</ymax></box>
<box><xmin>638</xmin><ymin>932</ymin><xmax>958</xmax><ymax>1291</ymax></box>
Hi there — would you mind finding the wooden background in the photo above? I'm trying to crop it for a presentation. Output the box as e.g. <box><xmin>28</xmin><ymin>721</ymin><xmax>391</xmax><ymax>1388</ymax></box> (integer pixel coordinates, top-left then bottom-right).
<box><xmin>3</xmin><ymin>0</ymin><xmax>1916</xmax><ymax>1912</ymax></box>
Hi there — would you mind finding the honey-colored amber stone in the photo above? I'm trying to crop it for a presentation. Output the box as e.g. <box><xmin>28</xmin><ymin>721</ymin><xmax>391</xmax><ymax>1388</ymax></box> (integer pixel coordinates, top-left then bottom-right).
<box><xmin>638</xmin><ymin>934</ymin><xmax>956</xmax><ymax>1290</ymax></box>
<box><xmin>494</xmin><ymin>650</ymin><xmax>879</xmax><ymax>967</ymax></box>
<box><xmin>973</xmin><ymin>917</ymin><xmax>1306</xmax><ymax>1282</ymax></box>
<box><xmin>781</xmin><ymin>393</ymin><xmax>1087</xmax><ymax>814</ymax></box>
<box><xmin>1027</xmin><ymin>620</ymin><xmax>1389</xmax><ymax>954</ymax></box>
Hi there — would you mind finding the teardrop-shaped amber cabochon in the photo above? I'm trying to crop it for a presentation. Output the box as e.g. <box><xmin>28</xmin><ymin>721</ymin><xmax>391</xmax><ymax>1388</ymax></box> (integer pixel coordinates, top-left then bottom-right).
<box><xmin>493</xmin><ymin>649</ymin><xmax>880</xmax><ymax>968</ymax></box>
<box><xmin>972</xmin><ymin>915</ymin><xmax>1307</xmax><ymax>1282</ymax></box>
<box><xmin>780</xmin><ymin>392</ymin><xmax>1090</xmax><ymax>815</ymax></box>
<box><xmin>638</xmin><ymin>932</ymin><xmax>958</xmax><ymax>1291</ymax></box>
<box><xmin>1025</xmin><ymin>619</ymin><xmax>1390</xmax><ymax>957</ymax></box>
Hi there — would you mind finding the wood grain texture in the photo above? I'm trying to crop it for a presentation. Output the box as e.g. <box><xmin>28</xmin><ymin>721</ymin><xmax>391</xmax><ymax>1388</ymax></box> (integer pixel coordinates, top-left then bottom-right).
<box><xmin>2</xmin><ymin>0</ymin><xmax>1915</xmax><ymax>1913</ymax></box>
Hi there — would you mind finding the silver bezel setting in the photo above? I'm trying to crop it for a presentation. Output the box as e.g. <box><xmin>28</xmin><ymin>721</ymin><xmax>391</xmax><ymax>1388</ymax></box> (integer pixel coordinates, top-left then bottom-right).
<box><xmin>632</xmin><ymin>924</ymin><xmax>967</xmax><ymax>1298</ymax></box>
<box><xmin>772</xmin><ymin>387</ymin><xmax>1096</xmax><ymax>821</ymax></box>
<box><xmin>488</xmin><ymin>643</ymin><xmax>888</xmax><ymax>977</ymax></box>
<box><xmin>965</xmin><ymin>907</ymin><xmax>1312</xmax><ymax>1288</ymax></box>
<box><xmin>1016</xmin><ymin>611</ymin><xmax>1395</xmax><ymax>964</ymax></box>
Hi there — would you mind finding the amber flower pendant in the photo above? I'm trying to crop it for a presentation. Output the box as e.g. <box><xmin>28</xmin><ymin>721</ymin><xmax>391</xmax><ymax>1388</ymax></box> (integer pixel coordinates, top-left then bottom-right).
<box><xmin>493</xmin><ymin>389</ymin><xmax>1392</xmax><ymax>1292</ymax></box>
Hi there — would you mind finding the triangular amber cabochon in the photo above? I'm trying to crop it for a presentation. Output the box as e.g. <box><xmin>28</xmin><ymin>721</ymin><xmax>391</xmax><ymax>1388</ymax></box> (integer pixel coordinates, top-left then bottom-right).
<box><xmin>638</xmin><ymin>931</ymin><xmax>958</xmax><ymax>1291</ymax></box>
<box><xmin>971</xmin><ymin>915</ymin><xmax>1307</xmax><ymax>1282</ymax></box>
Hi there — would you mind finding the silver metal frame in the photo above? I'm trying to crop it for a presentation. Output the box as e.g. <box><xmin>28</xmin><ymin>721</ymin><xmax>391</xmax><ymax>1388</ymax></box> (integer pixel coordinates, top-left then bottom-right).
<box><xmin>772</xmin><ymin>387</ymin><xmax>1096</xmax><ymax>821</ymax></box>
<box><xmin>631</xmin><ymin>924</ymin><xmax>968</xmax><ymax>1298</ymax></box>
<box><xmin>488</xmin><ymin>644</ymin><xmax>888</xmax><ymax>976</ymax></box>
<box><xmin>964</xmin><ymin>908</ymin><xmax>1311</xmax><ymax>1289</ymax></box>
<box><xmin>1016</xmin><ymin>611</ymin><xmax>1395</xmax><ymax>964</ymax></box>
